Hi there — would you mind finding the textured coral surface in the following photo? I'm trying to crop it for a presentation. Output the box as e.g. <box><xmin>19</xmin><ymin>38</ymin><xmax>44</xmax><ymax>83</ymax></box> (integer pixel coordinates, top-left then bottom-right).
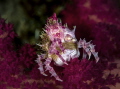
<box><xmin>0</xmin><ymin>0</ymin><xmax>120</xmax><ymax>89</ymax></box>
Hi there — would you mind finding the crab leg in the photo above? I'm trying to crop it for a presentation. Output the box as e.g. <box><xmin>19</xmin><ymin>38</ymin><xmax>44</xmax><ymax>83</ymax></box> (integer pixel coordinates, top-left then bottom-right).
<box><xmin>53</xmin><ymin>39</ymin><xmax>68</xmax><ymax>64</ymax></box>
<box><xmin>82</xmin><ymin>50</ymin><xmax>87</xmax><ymax>59</ymax></box>
<box><xmin>78</xmin><ymin>38</ymin><xmax>99</xmax><ymax>62</ymax></box>
<box><xmin>44</xmin><ymin>57</ymin><xmax>63</xmax><ymax>82</ymax></box>
<box><xmin>89</xmin><ymin>44</ymin><xmax>99</xmax><ymax>62</ymax></box>
<box><xmin>35</xmin><ymin>54</ymin><xmax>47</xmax><ymax>76</ymax></box>
<box><xmin>55</xmin><ymin>51</ymin><xmax>68</xmax><ymax>65</ymax></box>
<box><xmin>78</xmin><ymin>39</ymin><xmax>91</xmax><ymax>59</ymax></box>
<box><xmin>83</xmin><ymin>42</ymin><xmax>92</xmax><ymax>59</ymax></box>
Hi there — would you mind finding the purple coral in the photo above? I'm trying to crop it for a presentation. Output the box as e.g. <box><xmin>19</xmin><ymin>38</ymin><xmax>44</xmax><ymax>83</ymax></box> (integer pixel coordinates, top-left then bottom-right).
<box><xmin>59</xmin><ymin>0</ymin><xmax>120</xmax><ymax>88</ymax></box>
<box><xmin>0</xmin><ymin>0</ymin><xmax>120</xmax><ymax>88</ymax></box>
<box><xmin>0</xmin><ymin>17</ymin><xmax>38</xmax><ymax>89</ymax></box>
<box><xmin>0</xmin><ymin>17</ymin><xmax>21</xmax><ymax>88</ymax></box>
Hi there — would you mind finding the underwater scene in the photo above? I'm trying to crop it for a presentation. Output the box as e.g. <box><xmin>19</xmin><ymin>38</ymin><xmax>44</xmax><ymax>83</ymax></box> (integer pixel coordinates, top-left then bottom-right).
<box><xmin>0</xmin><ymin>0</ymin><xmax>120</xmax><ymax>89</ymax></box>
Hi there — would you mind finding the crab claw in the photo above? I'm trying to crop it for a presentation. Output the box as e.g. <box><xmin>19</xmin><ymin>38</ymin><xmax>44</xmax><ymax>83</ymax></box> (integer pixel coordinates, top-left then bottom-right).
<box><xmin>78</xmin><ymin>39</ymin><xmax>99</xmax><ymax>62</ymax></box>
<box><xmin>44</xmin><ymin>58</ymin><xmax>63</xmax><ymax>82</ymax></box>
<box><xmin>64</xmin><ymin>62</ymin><xmax>68</xmax><ymax>65</ymax></box>
<box><xmin>93</xmin><ymin>52</ymin><xmax>99</xmax><ymax>63</ymax></box>
<box><xmin>38</xmin><ymin>67</ymin><xmax>48</xmax><ymax>76</ymax></box>
<box><xmin>56</xmin><ymin>77</ymin><xmax>63</xmax><ymax>82</ymax></box>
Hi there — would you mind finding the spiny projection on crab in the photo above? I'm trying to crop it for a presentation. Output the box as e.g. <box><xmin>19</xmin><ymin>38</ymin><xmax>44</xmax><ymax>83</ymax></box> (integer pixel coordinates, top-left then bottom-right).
<box><xmin>35</xmin><ymin>13</ymin><xmax>99</xmax><ymax>82</ymax></box>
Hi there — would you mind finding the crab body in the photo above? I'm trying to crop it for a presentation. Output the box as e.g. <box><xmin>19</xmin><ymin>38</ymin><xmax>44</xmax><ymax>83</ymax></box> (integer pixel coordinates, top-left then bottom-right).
<box><xmin>35</xmin><ymin>14</ymin><xmax>99</xmax><ymax>81</ymax></box>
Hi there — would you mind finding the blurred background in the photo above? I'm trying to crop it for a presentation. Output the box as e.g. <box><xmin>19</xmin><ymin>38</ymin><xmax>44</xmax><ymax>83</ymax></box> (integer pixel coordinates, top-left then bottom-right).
<box><xmin>0</xmin><ymin>0</ymin><xmax>120</xmax><ymax>45</ymax></box>
<box><xmin>0</xmin><ymin>0</ymin><xmax>70</xmax><ymax>44</ymax></box>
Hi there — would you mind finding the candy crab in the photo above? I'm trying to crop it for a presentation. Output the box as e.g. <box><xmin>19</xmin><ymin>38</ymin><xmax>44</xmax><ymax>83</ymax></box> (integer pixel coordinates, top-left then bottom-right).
<box><xmin>35</xmin><ymin>13</ymin><xmax>99</xmax><ymax>82</ymax></box>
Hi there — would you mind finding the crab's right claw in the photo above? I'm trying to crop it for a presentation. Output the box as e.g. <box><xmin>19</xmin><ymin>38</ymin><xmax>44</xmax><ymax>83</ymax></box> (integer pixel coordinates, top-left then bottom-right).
<box><xmin>44</xmin><ymin>58</ymin><xmax>63</xmax><ymax>82</ymax></box>
<box><xmin>36</xmin><ymin>54</ymin><xmax>48</xmax><ymax>76</ymax></box>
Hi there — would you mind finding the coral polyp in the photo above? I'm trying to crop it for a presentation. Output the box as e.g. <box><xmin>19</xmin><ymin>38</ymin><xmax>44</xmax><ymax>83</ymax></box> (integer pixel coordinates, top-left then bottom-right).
<box><xmin>35</xmin><ymin>13</ymin><xmax>99</xmax><ymax>81</ymax></box>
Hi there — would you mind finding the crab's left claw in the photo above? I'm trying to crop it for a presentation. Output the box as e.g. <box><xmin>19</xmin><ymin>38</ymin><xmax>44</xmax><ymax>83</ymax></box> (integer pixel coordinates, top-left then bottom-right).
<box><xmin>78</xmin><ymin>39</ymin><xmax>99</xmax><ymax>62</ymax></box>
<box><xmin>89</xmin><ymin>44</ymin><xmax>99</xmax><ymax>62</ymax></box>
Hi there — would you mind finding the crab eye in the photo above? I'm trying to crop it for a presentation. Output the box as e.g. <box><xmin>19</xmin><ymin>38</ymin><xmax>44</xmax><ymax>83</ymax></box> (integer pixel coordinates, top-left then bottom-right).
<box><xmin>67</xmin><ymin>36</ymin><xmax>72</xmax><ymax>40</ymax></box>
<box><xmin>64</xmin><ymin>34</ymin><xmax>72</xmax><ymax>41</ymax></box>
<box><xmin>72</xmin><ymin>38</ymin><xmax>76</xmax><ymax>42</ymax></box>
<box><xmin>64</xmin><ymin>37</ymin><xmax>72</xmax><ymax>41</ymax></box>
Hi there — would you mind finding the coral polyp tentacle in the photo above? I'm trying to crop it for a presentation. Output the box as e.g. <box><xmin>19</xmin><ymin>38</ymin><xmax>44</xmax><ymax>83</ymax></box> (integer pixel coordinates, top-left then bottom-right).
<box><xmin>36</xmin><ymin>13</ymin><xmax>99</xmax><ymax>82</ymax></box>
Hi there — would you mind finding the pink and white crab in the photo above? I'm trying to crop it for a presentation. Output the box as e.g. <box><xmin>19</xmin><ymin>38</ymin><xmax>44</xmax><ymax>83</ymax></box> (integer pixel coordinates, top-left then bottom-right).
<box><xmin>35</xmin><ymin>13</ymin><xmax>99</xmax><ymax>82</ymax></box>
